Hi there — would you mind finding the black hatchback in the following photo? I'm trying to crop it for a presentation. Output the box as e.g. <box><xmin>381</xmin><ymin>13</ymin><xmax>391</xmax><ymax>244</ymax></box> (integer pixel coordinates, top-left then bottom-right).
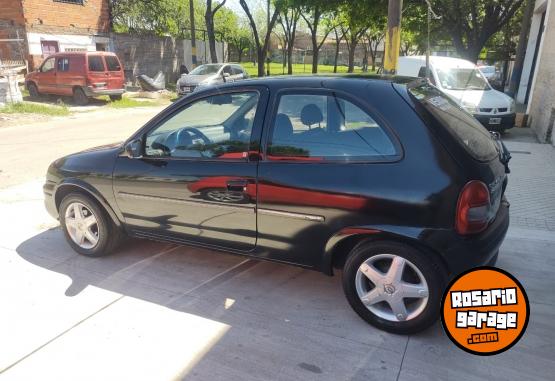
<box><xmin>44</xmin><ymin>76</ymin><xmax>510</xmax><ymax>334</ymax></box>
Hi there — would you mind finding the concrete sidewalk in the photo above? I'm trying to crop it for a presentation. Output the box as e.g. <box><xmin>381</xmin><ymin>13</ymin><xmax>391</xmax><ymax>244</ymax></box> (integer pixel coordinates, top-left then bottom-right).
<box><xmin>1</xmin><ymin>127</ymin><xmax>554</xmax><ymax>380</ymax></box>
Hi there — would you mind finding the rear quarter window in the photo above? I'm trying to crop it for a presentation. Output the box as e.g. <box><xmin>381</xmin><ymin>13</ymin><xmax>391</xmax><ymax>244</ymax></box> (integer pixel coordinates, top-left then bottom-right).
<box><xmin>88</xmin><ymin>55</ymin><xmax>105</xmax><ymax>72</ymax></box>
<box><xmin>408</xmin><ymin>83</ymin><xmax>498</xmax><ymax>162</ymax></box>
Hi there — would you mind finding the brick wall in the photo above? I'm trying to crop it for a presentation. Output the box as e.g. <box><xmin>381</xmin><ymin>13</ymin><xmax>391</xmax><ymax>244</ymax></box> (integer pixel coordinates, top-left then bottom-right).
<box><xmin>0</xmin><ymin>0</ymin><xmax>26</xmax><ymax>62</ymax></box>
<box><xmin>0</xmin><ymin>0</ymin><xmax>25</xmax><ymax>25</ymax></box>
<box><xmin>22</xmin><ymin>0</ymin><xmax>110</xmax><ymax>35</ymax></box>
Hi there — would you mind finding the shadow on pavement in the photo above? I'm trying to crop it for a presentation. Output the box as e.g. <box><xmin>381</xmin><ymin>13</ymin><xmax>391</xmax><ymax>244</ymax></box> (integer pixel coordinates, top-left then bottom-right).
<box><xmin>15</xmin><ymin>227</ymin><xmax>409</xmax><ymax>379</ymax></box>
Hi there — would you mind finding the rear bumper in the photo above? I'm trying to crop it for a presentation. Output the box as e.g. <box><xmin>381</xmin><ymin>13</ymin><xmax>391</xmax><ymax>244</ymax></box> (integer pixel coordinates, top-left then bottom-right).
<box><xmin>473</xmin><ymin>113</ymin><xmax>515</xmax><ymax>131</ymax></box>
<box><xmin>440</xmin><ymin>198</ymin><xmax>510</xmax><ymax>277</ymax></box>
<box><xmin>84</xmin><ymin>87</ymin><xmax>125</xmax><ymax>97</ymax></box>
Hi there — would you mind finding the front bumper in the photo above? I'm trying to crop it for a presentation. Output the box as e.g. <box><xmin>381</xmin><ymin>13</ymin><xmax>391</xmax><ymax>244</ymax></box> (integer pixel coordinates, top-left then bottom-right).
<box><xmin>473</xmin><ymin>113</ymin><xmax>516</xmax><ymax>131</ymax></box>
<box><xmin>441</xmin><ymin>198</ymin><xmax>510</xmax><ymax>277</ymax></box>
<box><xmin>84</xmin><ymin>87</ymin><xmax>125</xmax><ymax>97</ymax></box>
<box><xmin>43</xmin><ymin>180</ymin><xmax>58</xmax><ymax>219</ymax></box>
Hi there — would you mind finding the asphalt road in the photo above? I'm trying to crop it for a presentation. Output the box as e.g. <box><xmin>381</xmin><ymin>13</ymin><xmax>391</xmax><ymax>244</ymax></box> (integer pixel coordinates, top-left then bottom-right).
<box><xmin>0</xmin><ymin>111</ymin><xmax>554</xmax><ymax>380</ymax></box>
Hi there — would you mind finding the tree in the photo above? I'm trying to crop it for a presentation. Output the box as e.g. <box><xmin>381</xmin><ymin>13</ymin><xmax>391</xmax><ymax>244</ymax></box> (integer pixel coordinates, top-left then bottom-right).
<box><xmin>279</xmin><ymin>5</ymin><xmax>300</xmax><ymax>74</ymax></box>
<box><xmin>205</xmin><ymin>1</ymin><xmax>227</xmax><ymax>63</ymax></box>
<box><xmin>228</xmin><ymin>24</ymin><xmax>253</xmax><ymax>62</ymax></box>
<box><xmin>298</xmin><ymin>0</ymin><xmax>338</xmax><ymax>73</ymax></box>
<box><xmin>332</xmin><ymin>26</ymin><xmax>345</xmax><ymax>73</ymax></box>
<box><xmin>339</xmin><ymin>2</ymin><xmax>372</xmax><ymax>73</ymax></box>
<box><xmin>431</xmin><ymin>0</ymin><xmax>525</xmax><ymax>62</ymax></box>
<box><xmin>364</xmin><ymin>5</ymin><xmax>387</xmax><ymax>71</ymax></box>
<box><xmin>239</xmin><ymin>0</ymin><xmax>282</xmax><ymax>76</ymax></box>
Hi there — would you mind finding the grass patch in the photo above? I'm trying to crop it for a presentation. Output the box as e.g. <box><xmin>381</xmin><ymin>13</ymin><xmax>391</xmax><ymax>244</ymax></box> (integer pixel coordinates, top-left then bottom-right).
<box><xmin>242</xmin><ymin>62</ymin><xmax>366</xmax><ymax>77</ymax></box>
<box><xmin>0</xmin><ymin>101</ymin><xmax>70</xmax><ymax>116</ymax></box>
<box><xmin>106</xmin><ymin>97</ymin><xmax>162</xmax><ymax>108</ymax></box>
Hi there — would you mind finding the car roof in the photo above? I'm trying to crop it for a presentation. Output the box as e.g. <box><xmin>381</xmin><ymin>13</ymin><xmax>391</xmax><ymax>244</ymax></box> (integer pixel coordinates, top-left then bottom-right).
<box><xmin>399</xmin><ymin>55</ymin><xmax>476</xmax><ymax>69</ymax></box>
<box><xmin>46</xmin><ymin>51</ymin><xmax>118</xmax><ymax>57</ymax></box>
<box><xmin>201</xmin><ymin>74</ymin><xmax>416</xmax><ymax>92</ymax></box>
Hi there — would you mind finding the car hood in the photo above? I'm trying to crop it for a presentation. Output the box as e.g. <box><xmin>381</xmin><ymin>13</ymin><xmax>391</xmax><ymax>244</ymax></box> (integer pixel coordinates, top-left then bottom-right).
<box><xmin>177</xmin><ymin>74</ymin><xmax>219</xmax><ymax>86</ymax></box>
<box><xmin>53</xmin><ymin>142</ymin><xmax>123</xmax><ymax>172</ymax></box>
<box><xmin>442</xmin><ymin>88</ymin><xmax>513</xmax><ymax>109</ymax></box>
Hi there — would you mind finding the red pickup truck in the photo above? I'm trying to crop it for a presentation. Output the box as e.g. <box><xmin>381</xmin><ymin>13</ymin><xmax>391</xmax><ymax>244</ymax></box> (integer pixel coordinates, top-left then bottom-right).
<box><xmin>25</xmin><ymin>51</ymin><xmax>125</xmax><ymax>105</ymax></box>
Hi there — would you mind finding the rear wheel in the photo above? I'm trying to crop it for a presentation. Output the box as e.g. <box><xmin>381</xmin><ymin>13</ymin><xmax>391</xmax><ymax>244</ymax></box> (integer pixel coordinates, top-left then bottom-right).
<box><xmin>73</xmin><ymin>87</ymin><xmax>89</xmax><ymax>105</ymax></box>
<box><xmin>109</xmin><ymin>94</ymin><xmax>122</xmax><ymax>101</ymax></box>
<box><xmin>342</xmin><ymin>240</ymin><xmax>447</xmax><ymax>334</ymax></box>
<box><xmin>28</xmin><ymin>83</ymin><xmax>40</xmax><ymax>99</ymax></box>
<box><xmin>59</xmin><ymin>193</ymin><xmax>123</xmax><ymax>257</ymax></box>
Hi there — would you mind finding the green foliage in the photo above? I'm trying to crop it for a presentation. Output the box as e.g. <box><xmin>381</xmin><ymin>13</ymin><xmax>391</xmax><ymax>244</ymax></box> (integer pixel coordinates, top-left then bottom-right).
<box><xmin>0</xmin><ymin>102</ymin><xmax>70</xmax><ymax>116</ymax></box>
<box><xmin>429</xmin><ymin>0</ymin><xmax>525</xmax><ymax>62</ymax></box>
<box><xmin>111</xmin><ymin>0</ymin><xmax>206</xmax><ymax>38</ymax></box>
<box><xmin>242</xmin><ymin>62</ymin><xmax>365</xmax><ymax>77</ymax></box>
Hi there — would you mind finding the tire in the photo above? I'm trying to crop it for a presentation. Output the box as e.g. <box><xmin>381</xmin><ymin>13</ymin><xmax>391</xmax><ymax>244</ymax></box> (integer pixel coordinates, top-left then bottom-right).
<box><xmin>342</xmin><ymin>240</ymin><xmax>447</xmax><ymax>334</ymax></box>
<box><xmin>109</xmin><ymin>94</ymin><xmax>122</xmax><ymax>101</ymax></box>
<box><xmin>73</xmin><ymin>87</ymin><xmax>89</xmax><ymax>105</ymax></box>
<box><xmin>28</xmin><ymin>82</ymin><xmax>40</xmax><ymax>99</ymax></box>
<box><xmin>59</xmin><ymin>193</ymin><xmax>123</xmax><ymax>257</ymax></box>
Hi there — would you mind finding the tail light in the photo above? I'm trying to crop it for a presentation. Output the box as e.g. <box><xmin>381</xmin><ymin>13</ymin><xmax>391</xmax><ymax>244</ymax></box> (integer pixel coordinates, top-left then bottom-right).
<box><xmin>456</xmin><ymin>180</ymin><xmax>491</xmax><ymax>235</ymax></box>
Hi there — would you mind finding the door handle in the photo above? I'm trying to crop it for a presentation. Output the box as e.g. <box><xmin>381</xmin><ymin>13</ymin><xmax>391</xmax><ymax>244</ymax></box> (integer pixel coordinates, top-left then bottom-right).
<box><xmin>227</xmin><ymin>179</ymin><xmax>248</xmax><ymax>192</ymax></box>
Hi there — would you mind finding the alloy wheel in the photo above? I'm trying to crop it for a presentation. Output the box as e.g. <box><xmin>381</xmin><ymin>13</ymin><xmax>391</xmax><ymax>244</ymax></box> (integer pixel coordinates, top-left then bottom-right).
<box><xmin>64</xmin><ymin>202</ymin><xmax>99</xmax><ymax>249</ymax></box>
<box><xmin>355</xmin><ymin>254</ymin><xmax>429</xmax><ymax>322</ymax></box>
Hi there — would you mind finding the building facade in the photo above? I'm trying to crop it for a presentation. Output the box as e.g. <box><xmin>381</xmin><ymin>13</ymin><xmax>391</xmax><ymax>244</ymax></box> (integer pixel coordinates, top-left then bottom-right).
<box><xmin>517</xmin><ymin>0</ymin><xmax>555</xmax><ymax>145</ymax></box>
<box><xmin>0</xmin><ymin>0</ymin><xmax>110</xmax><ymax>69</ymax></box>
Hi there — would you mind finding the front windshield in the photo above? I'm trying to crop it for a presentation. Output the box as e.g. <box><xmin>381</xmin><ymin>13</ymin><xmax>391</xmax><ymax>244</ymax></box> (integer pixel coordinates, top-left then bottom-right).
<box><xmin>189</xmin><ymin>64</ymin><xmax>222</xmax><ymax>75</ymax></box>
<box><xmin>436</xmin><ymin>67</ymin><xmax>490</xmax><ymax>91</ymax></box>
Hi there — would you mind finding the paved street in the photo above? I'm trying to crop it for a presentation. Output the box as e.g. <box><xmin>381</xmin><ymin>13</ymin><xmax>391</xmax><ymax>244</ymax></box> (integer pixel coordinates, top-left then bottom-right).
<box><xmin>0</xmin><ymin>112</ymin><xmax>554</xmax><ymax>380</ymax></box>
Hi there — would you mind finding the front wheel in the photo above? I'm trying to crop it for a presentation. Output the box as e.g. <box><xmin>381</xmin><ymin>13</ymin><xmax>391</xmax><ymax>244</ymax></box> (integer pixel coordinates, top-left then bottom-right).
<box><xmin>28</xmin><ymin>83</ymin><xmax>40</xmax><ymax>99</ymax></box>
<box><xmin>342</xmin><ymin>240</ymin><xmax>447</xmax><ymax>334</ymax></box>
<box><xmin>59</xmin><ymin>193</ymin><xmax>123</xmax><ymax>257</ymax></box>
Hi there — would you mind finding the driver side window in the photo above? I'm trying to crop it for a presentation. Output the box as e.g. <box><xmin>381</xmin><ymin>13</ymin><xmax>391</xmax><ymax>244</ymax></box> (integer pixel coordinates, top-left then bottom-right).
<box><xmin>41</xmin><ymin>58</ymin><xmax>55</xmax><ymax>72</ymax></box>
<box><xmin>145</xmin><ymin>91</ymin><xmax>259</xmax><ymax>159</ymax></box>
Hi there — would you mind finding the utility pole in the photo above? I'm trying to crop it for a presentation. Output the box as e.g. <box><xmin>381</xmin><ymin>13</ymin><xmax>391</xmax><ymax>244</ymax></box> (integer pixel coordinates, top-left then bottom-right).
<box><xmin>189</xmin><ymin>0</ymin><xmax>197</xmax><ymax>68</ymax></box>
<box><xmin>266</xmin><ymin>0</ymin><xmax>270</xmax><ymax>76</ymax></box>
<box><xmin>383</xmin><ymin>0</ymin><xmax>403</xmax><ymax>74</ymax></box>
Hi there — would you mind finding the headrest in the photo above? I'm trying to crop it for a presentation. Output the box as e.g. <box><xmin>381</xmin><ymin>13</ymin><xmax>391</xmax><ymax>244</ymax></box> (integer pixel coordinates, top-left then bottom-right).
<box><xmin>300</xmin><ymin>104</ymin><xmax>323</xmax><ymax>126</ymax></box>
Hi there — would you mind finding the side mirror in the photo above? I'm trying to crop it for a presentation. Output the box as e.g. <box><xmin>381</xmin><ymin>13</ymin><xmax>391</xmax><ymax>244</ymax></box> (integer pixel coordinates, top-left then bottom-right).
<box><xmin>222</xmin><ymin>72</ymin><xmax>230</xmax><ymax>81</ymax></box>
<box><xmin>124</xmin><ymin>138</ymin><xmax>143</xmax><ymax>158</ymax></box>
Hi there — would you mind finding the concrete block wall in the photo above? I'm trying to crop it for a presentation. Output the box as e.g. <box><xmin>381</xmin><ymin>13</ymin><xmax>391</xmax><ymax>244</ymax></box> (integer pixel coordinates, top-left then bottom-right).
<box><xmin>528</xmin><ymin>1</ymin><xmax>555</xmax><ymax>145</ymax></box>
<box><xmin>111</xmin><ymin>34</ymin><xmax>227</xmax><ymax>85</ymax></box>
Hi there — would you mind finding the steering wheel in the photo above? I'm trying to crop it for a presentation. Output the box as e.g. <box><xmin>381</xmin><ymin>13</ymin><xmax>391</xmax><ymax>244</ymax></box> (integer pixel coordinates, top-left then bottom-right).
<box><xmin>173</xmin><ymin>127</ymin><xmax>211</xmax><ymax>150</ymax></box>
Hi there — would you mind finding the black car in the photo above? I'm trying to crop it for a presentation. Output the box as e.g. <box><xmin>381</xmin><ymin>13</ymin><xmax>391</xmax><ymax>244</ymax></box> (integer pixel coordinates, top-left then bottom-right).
<box><xmin>44</xmin><ymin>76</ymin><xmax>510</xmax><ymax>334</ymax></box>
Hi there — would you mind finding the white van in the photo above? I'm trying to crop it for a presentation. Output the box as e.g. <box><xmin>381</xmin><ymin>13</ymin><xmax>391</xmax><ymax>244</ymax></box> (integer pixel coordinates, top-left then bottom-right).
<box><xmin>397</xmin><ymin>56</ymin><xmax>515</xmax><ymax>132</ymax></box>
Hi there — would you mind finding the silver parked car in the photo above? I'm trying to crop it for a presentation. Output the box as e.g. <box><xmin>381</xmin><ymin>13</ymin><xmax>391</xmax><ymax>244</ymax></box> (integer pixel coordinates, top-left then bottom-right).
<box><xmin>176</xmin><ymin>63</ymin><xmax>249</xmax><ymax>96</ymax></box>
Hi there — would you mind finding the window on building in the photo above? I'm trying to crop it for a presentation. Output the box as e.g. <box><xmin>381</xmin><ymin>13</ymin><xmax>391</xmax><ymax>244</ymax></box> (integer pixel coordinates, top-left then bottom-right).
<box><xmin>56</xmin><ymin>57</ymin><xmax>69</xmax><ymax>72</ymax></box>
<box><xmin>88</xmin><ymin>55</ymin><xmax>105</xmax><ymax>72</ymax></box>
<box><xmin>268</xmin><ymin>93</ymin><xmax>397</xmax><ymax>161</ymax></box>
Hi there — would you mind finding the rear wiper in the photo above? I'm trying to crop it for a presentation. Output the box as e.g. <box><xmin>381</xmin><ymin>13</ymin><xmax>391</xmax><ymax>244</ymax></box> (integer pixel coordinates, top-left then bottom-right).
<box><xmin>490</xmin><ymin>131</ymin><xmax>511</xmax><ymax>173</ymax></box>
